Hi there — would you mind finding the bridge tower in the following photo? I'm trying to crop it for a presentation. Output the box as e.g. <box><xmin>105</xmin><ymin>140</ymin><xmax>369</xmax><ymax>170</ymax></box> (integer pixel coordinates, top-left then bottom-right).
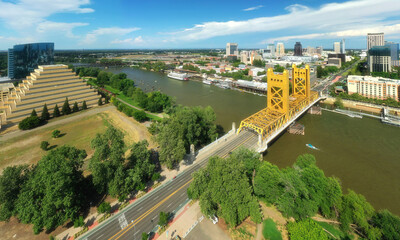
<box><xmin>267</xmin><ymin>68</ymin><xmax>289</xmax><ymax>115</ymax></box>
<box><xmin>292</xmin><ymin>64</ymin><xmax>310</xmax><ymax>100</ymax></box>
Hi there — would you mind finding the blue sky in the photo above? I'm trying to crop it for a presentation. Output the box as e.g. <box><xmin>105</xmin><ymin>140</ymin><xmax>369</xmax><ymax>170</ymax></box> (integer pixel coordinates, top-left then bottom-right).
<box><xmin>0</xmin><ymin>0</ymin><xmax>400</xmax><ymax>50</ymax></box>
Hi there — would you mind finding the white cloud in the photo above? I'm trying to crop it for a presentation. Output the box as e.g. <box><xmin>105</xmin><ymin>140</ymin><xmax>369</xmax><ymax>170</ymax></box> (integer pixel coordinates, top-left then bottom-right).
<box><xmin>166</xmin><ymin>0</ymin><xmax>400</xmax><ymax>42</ymax></box>
<box><xmin>36</xmin><ymin>21</ymin><xmax>89</xmax><ymax>38</ymax></box>
<box><xmin>82</xmin><ymin>27</ymin><xmax>141</xmax><ymax>44</ymax></box>
<box><xmin>243</xmin><ymin>5</ymin><xmax>263</xmax><ymax>11</ymax></box>
<box><xmin>111</xmin><ymin>36</ymin><xmax>144</xmax><ymax>45</ymax></box>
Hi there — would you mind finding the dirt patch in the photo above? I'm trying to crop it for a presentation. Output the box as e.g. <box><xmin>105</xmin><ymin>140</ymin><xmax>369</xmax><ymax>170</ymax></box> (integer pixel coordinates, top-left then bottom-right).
<box><xmin>0</xmin><ymin>217</ymin><xmax>64</xmax><ymax>240</ymax></box>
<box><xmin>260</xmin><ymin>202</ymin><xmax>289</xmax><ymax>240</ymax></box>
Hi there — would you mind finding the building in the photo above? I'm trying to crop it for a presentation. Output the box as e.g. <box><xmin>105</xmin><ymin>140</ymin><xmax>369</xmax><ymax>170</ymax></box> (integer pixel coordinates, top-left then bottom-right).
<box><xmin>316</xmin><ymin>46</ymin><xmax>323</xmax><ymax>55</ymax></box>
<box><xmin>226</xmin><ymin>43</ymin><xmax>238</xmax><ymax>57</ymax></box>
<box><xmin>306</xmin><ymin>46</ymin><xmax>316</xmax><ymax>55</ymax></box>
<box><xmin>347</xmin><ymin>75</ymin><xmax>400</xmax><ymax>101</ymax></box>
<box><xmin>368</xmin><ymin>46</ymin><xmax>391</xmax><ymax>72</ymax></box>
<box><xmin>240</xmin><ymin>51</ymin><xmax>250</xmax><ymax>64</ymax></box>
<box><xmin>367</xmin><ymin>33</ymin><xmax>384</xmax><ymax>51</ymax></box>
<box><xmin>294</xmin><ymin>42</ymin><xmax>302</xmax><ymax>56</ymax></box>
<box><xmin>334</xmin><ymin>42</ymin><xmax>341</xmax><ymax>53</ymax></box>
<box><xmin>385</xmin><ymin>41</ymin><xmax>399</xmax><ymax>63</ymax></box>
<box><xmin>328</xmin><ymin>58</ymin><xmax>342</xmax><ymax>68</ymax></box>
<box><xmin>340</xmin><ymin>39</ymin><xmax>346</xmax><ymax>54</ymax></box>
<box><xmin>276</xmin><ymin>43</ymin><xmax>285</xmax><ymax>57</ymax></box>
<box><xmin>328</xmin><ymin>53</ymin><xmax>346</xmax><ymax>64</ymax></box>
<box><xmin>8</xmin><ymin>42</ymin><xmax>54</xmax><ymax>79</ymax></box>
<box><xmin>263</xmin><ymin>44</ymin><xmax>275</xmax><ymax>58</ymax></box>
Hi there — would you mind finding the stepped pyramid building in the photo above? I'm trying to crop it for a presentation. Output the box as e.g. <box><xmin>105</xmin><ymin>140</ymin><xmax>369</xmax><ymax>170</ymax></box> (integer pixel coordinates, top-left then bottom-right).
<box><xmin>0</xmin><ymin>64</ymin><xmax>99</xmax><ymax>128</ymax></box>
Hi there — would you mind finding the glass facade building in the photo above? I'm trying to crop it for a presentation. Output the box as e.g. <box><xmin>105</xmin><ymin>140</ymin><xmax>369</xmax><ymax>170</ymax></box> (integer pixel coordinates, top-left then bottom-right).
<box><xmin>8</xmin><ymin>43</ymin><xmax>54</xmax><ymax>79</ymax></box>
<box><xmin>294</xmin><ymin>42</ymin><xmax>302</xmax><ymax>56</ymax></box>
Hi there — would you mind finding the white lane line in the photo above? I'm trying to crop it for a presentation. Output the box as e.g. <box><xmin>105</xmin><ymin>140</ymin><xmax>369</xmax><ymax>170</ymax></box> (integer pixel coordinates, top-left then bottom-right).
<box><xmin>137</xmin><ymin>206</ymin><xmax>143</xmax><ymax>212</ymax></box>
<box><xmin>178</xmin><ymin>179</ymin><xmax>184</xmax><ymax>183</ymax></box>
<box><xmin>180</xmin><ymin>192</ymin><xmax>186</xmax><ymax>197</ymax></box>
<box><xmin>97</xmin><ymin>234</ymin><xmax>104</xmax><ymax>239</ymax></box>
<box><xmin>153</xmin><ymin>195</ymin><xmax>159</xmax><ymax>200</ymax></box>
<box><xmin>134</xmin><ymin>230</ymin><xmax>140</xmax><ymax>235</ymax></box>
<box><xmin>152</xmin><ymin>215</ymin><xmax>157</xmax><ymax>220</ymax></box>
<box><xmin>167</xmin><ymin>203</ymin><xmax>172</xmax><ymax>208</ymax></box>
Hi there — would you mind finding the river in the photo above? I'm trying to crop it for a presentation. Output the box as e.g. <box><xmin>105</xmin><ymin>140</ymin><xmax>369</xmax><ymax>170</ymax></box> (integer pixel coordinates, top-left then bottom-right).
<box><xmin>107</xmin><ymin>67</ymin><xmax>400</xmax><ymax>215</ymax></box>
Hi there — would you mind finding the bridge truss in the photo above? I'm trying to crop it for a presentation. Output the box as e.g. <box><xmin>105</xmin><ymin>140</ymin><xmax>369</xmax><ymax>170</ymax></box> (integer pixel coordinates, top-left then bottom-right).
<box><xmin>237</xmin><ymin>65</ymin><xmax>319</xmax><ymax>138</ymax></box>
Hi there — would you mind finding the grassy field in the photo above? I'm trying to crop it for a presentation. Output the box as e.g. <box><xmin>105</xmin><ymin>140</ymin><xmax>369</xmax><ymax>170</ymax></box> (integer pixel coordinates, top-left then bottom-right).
<box><xmin>262</xmin><ymin>218</ymin><xmax>282</xmax><ymax>240</ymax></box>
<box><xmin>314</xmin><ymin>220</ymin><xmax>348</xmax><ymax>239</ymax></box>
<box><xmin>0</xmin><ymin>109</ymin><xmax>154</xmax><ymax>173</ymax></box>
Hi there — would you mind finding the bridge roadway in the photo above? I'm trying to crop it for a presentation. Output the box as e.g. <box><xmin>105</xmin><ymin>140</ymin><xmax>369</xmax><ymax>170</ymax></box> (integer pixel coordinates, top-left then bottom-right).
<box><xmin>80</xmin><ymin>130</ymin><xmax>258</xmax><ymax>240</ymax></box>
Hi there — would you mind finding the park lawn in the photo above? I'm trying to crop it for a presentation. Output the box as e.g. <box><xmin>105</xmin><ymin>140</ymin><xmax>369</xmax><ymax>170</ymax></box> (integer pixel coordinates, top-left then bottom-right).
<box><xmin>314</xmin><ymin>220</ymin><xmax>347</xmax><ymax>239</ymax></box>
<box><xmin>0</xmin><ymin>114</ymin><xmax>108</xmax><ymax>172</ymax></box>
<box><xmin>262</xmin><ymin>218</ymin><xmax>282</xmax><ymax>240</ymax></box>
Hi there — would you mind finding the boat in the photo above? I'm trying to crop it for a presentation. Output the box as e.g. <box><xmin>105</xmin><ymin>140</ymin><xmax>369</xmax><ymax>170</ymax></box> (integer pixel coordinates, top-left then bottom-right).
<box><xmin>306</xmin><ymin>144</ymin><xmax>319</xmax><ymax>150</ymax></box>
<box><xmin>203</xmin><ymin>79</ymin><xmax>212</xmax><ymax>85</ymax></box>
<box><xmin>167</xmin><ymin>72</ymin><xmax>188</xmax><ymax>81</ymax></box>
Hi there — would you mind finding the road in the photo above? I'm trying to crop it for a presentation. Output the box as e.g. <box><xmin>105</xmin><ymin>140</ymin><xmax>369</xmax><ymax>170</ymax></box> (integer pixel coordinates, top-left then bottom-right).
<box><xmin>80</xmin><ymin>130</ymin><xmax>258</xmax><ymax>240</ymax></box>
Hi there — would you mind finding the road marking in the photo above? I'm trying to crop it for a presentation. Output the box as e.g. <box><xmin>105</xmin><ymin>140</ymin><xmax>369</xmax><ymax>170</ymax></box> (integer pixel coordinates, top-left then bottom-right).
<box><xmin>134</xmin><ymin>231</ymin><xmax>140</xmax><ymax>235</ymax></box>
<box><xmin>178</xmin><ymin>179</ymin><xmax>184</xmax><ymax>183</ymax></box>
<box><xmin>167</xmin><ymin>203</ymin><xmax>172</xmax><ymax>208</ymax></box>
<box><xmin>118</xmin><ymin>214</ymin><xmax>128</xmax><ymax>230</ymax></box>
<box><xmin>97</xmin><ymin>234</ymin><xmax>104</xmax><ymax>239</ymax></box>
<box><xmin>153</xmin><ymin>195</ymin><xmax>159</xmax><ymax>200</ymax></box>
<box><xmin>137</xmin><ymin>207</ymin><xmax>143</xmax><ymax>212</ymax></box>
<box><xmin>110</xmin><ymin>180</ymin><xmax>193</xmax><ymax>240</ymax></box>
<box><xmin>180</xmin><ymin>193</ymin><xmax>186</xmax><ymax>197</ymax></box>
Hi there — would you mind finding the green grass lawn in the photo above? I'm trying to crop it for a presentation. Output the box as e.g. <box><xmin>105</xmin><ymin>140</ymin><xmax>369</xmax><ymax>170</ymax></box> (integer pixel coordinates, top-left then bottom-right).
<box><xmin>314</xmin><ymin>220</ymin><xmax>348</xmax><ymax>240</ymax></box>
<box><xmin>262</xmin><ymin>218</ymin><xmax>282</xmax><ymax>240</ymax></box>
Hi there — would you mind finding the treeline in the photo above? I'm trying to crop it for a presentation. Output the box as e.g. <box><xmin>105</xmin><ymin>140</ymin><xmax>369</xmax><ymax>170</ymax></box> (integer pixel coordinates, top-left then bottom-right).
<box><xmin>220</xmin><ymin>69</ymin><xmax>252</xmax><ymax>80</ymax></box>
<box><xmin>150</xmin><ymin>106</ymin><xmax>219</xmax><ymax>168</ymax></box>
<box><xmin>188</xmin><ymin>150</ymin><xmax>400</xmax><ymax>239</ymax></box>
<box><xmin>131</xmin><ymin>88</ymin><xmax>173</xmax><ymax>113</ymax></box>
<box><xmin>135</xmin><ymin>61</ymin><xmax>175</xmax><ymax>72</ymax></box>
<box><xmin>0</xmin><ymin>126</ymin><xmax>159</xmax><ymax>233</ymax></box>
<box><xmin>338</xmin><ymin>92</ymin><xmax>400</xmax><ymax>108</ymax></box>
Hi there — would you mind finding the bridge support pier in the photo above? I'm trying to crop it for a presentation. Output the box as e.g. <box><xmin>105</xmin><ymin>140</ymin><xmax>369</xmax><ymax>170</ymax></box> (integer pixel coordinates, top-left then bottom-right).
<box><xmin>232</xmin><ymin>122</ymin><xmax>236</xmax><ymax>133</ymax></box>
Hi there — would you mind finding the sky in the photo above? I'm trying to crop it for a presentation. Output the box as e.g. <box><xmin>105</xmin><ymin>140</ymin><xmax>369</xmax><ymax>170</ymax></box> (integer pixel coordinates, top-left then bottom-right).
<box><xmin>0</xmin><ymin>0</ymin><xmax>400</xmax><ymax>50</ymax></box>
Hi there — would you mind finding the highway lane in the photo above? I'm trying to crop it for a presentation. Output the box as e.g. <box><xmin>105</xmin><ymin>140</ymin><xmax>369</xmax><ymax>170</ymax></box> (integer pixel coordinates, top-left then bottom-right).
<box><xmin>81</xmin><ymin>130</ymin><xmax>257</xmax><ymax>240</ymax></box>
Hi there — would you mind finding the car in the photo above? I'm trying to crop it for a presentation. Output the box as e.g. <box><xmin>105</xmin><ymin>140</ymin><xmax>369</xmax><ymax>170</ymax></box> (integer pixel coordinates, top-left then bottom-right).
<box><xmin>210</xmin><ymin>215</ymin><xmax>218</xmax><ymax>224</ymax></box>
<box><xmin>173</xmin><ymin>176</ymin><xmax>176</xmax><ymax>179</ymax></box>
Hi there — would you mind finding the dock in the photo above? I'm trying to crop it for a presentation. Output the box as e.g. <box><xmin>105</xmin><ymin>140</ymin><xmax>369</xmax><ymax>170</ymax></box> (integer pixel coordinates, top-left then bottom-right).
<box><xmin>287</xmin><ymin>122</ymin><xmax>305</xmax><ymax>135</ymax></box>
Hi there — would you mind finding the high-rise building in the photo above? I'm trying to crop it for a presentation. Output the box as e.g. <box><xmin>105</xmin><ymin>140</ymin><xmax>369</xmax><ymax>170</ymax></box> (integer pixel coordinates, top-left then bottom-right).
<box><xmin>266</xmin><ymin>44</ymin><xmax>275</xmax><ymax>58</ymax></box>
<box><xmin>307</xmin><ymin>46</ymin><xmax>316</xmax><ymax>55</ymax></box>
<box><xmin>316</xmin><ymin>46</ymin><xmax>323</xmax><ymax>55</ymax></box>
<box><xmin>340</xmin><ymin>39</ymin><xmax>346</xmax><ymax>54</ymax></box>
<box><xmin>294</xmin><ymin>42</ymin><xmax>302</xmax><ymax>56</ymax></box>
<box><xmin>385</xmin><ymin>41</ymin><xmax>399</xmax><ymax>61</ymax></box>
<box><xmin>367</xmin><ymin>33</ymin><xmax>384</xmax><ymax>51</ymax></box>
<box><xmin>226</xmin><ymin>43</ymin><xmax>238</xmax><ymax>57</ymax></box>
<box><xmin>334</xmin><ymin>42</ymin><xmax>341</xmax><ymax>53</ymax></box>
<box><xmin>8</xmin><ymin>42</ymin><xmax>54</xmax><ymax>79</ymax></box>
<box><xmin>276</xmin><ymin>42</ymin><xmax>285</xmax><ymax>57</ymax></box>
<box><xmin>368</xmin><ymin>46</ymin><xmax>391</xmax><ymax>72</ymax></box>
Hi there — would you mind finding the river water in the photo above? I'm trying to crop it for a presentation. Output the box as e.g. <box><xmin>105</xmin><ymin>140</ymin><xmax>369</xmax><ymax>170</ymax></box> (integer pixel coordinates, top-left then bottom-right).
<box><xmin>107</xmin><ymin>67</ymin><xmax>400</xmax><ymax>215</ymax></box>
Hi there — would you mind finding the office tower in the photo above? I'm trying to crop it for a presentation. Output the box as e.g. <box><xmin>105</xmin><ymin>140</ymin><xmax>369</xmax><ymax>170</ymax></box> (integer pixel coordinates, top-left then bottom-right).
<box><xmin>8</xmin><ymin>42</ymin><xmax>54</xmax><ymax>79</ymax></box>
<box><xmin>340</xmin><ymin>39</ymin><xmax>346</xmax><ymax>54</ymax></box>
<box><xmin>334</xmin><ymin>42</ymin><xmax>341</xmax><ymax>53</ymax></box>
<box><xmin>276</xmin><ymin>42</ymin><xmax>285</xmax><ymax>57</ymax></box>
<box><xmin>367</xmin><ymin>33</ymin><xmax>384</xmax><ymax>51</ymax></box>
<box><xmin>368</xmin><ymin>46</ymin><xmax>392</xmax><ymax>72</ymax></box>
<box><xmin>226</xmin><ymin>43</ymin><xmax>238</xmax><ymax>56</ymax></box>
<box><xmin>294</xmin><ymin>42</ymin><xmax>302</xmax><ymax>56</ymax></box>
<box><xmin>266</xmin><ymin>44</ymin><xmax>275</xmax><ymax>57</ymax></box>
<box><xmin>385</xmin><ymin>41</ymin><xmax>399</xmax><ymax>61</ymax></box>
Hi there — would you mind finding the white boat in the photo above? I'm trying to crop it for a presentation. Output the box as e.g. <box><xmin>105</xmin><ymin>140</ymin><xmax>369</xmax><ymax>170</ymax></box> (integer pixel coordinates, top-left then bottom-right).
<box><xmin>306</xmin><ymin>144</ymin><xmax>319</xmax><ymax>150</ymax></box>
<box><xmin>203</xmin><ymin>79</ymin><xmax>212</xmax><ymax>85</ymax></box>
<box><xmin>167</xmin><ymin>72</ymin><xmax>188</xmax><ymax>81</ymax></box>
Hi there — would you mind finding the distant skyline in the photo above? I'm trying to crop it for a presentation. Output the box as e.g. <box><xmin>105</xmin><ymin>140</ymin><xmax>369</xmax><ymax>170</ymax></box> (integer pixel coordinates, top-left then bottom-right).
<box><xmin>0</xmin><ymin>0</ymin><xmax>400</xmax><ymax>50</ymax></box>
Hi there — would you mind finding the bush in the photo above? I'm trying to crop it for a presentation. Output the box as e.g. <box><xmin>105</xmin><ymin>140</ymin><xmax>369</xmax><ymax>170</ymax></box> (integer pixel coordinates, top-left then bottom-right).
<box><xmin>287</xmin><ymin>219</ymin><xmax>329</xmax><ymax>240</ymax></box>
<box><xmin>262</xmin><ymin>219</ymin><xmax>282</xmax><ymax>240</ymax></box>
<box><xmin>40</xmin><ymin>141</ymin><xmax>49</xmax><ymax>151</ymax></box>
<box><xmin>82</xmin><ymin>100</ymin><xmax>88</xmax><ymax>110</ymax></box>
<box><xmin>52</xmin><ymin>130</ymin><xmax>61</xmax><ymax>138</ymax></box>
<box><xmin>73</xmin><ymin>216</ymin><xmax>85</xmax><ymax>228</ymax></box>
<box><xmin>133</xmin><ymin>110</ymin><xmax>148</xmax><ymax>122</ymax></box>
<box><xmin>72</xmin><ymin>102</ymin><xmax>79</xmax><ymax>112</ymax></box>
<box><xmin>18</xmin><ymin>116</ymin><xmax>41</xmax><ymax>130</ymax></box>
<box><xmin>53</xmin><ymin>104</ymin><xmax>60</xmax><ymax>117</ymax></box>
<box><xmin>151</xmin><ymin>172</ymin><xmax>161</xmax><ymax>182</ymax></box>
<box><xmin>97</xmin><ymin>202</ymin><xmax>111</xmax><ymax>214</ymax></box>
<box><xmin>142</xmin><ymin>232</ymin><xmax>149</xmax><ymax>240</ymax></box>
<box><xmin>98</xmin><ymin>97</ymin><xmax>103</xmax><ymax>106</ymax></box>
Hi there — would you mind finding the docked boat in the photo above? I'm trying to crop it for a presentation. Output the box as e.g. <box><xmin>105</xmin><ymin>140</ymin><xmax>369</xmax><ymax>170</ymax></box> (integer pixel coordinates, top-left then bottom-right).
<box><xmin>203</xmin><ymin>79</ymin><xmax>212</xmax><ymax>85</ymax></box>
<box><xmin>306</xmin><ymin>144</ymin><xmax>319</xmax><ymax>150</ymax></box>
<box><xmin>168</xmin><ymin>72</ymin><xmax>188</xmax><ymax>81</ymax></box>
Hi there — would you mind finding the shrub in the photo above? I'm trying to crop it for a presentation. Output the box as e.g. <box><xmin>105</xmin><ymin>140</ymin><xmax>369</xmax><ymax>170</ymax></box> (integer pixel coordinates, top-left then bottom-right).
<box><xmin>62</xmin><ymin>98</ymin><xmax>71</xmax><ymax>115</ymax></box>
<box><xmin>98</xmin><ymin>97</ymin><xmax>103</xmax><ymax>106</ymax></box>
<box><xmin>82</xmin><ymin>100</ymin><xmax>88</xmax><ymax>110</ymax></box>
<box><xmin>151</xmin><ymin>172</ymin><xmax>161</xmax><ymax>182</ymax></box>
<box><xmin>72</xmin><ymin>102</ymin><xmax>79</xmax><ymax>112</ymax></box>
<box><xmin>97</xmin><ymin>202</ymin><xmax>111</xmax><ymax>214</ymax></box>
<box><xmin>53</xmin><ymin>104</ymin><xmax>60</xmax><ymax>117</ymax></box>
<box><xmin>41</xmin><ymin>104</ymin><xmax>50</xmax><ymax>120</ymax></box>
<box><xmin>18</xmin><ymin>116</ymin><xmax>41</xmax><ymax>130</ymax></box>
<box><xmin>52</xmin><ymin>130</ymin><xmax>61</xmax><ymax>138</ymax></box>
<box><xmin>73</xmin><ymin>216</ymin><xmax>85</xmax><ymax>228</ymax></box>
<box><xmin>133</xmin><ymin>110</ymin><xmax>148</xmax><ymax>122</ymax></box>
<box><xmin>40</xmin><ymin>141</ymin><xmax>49</xmax><ymax>151</ymax></box>
<box><xmin>142</xmin><ymin>232</ymin><xmax>149</xmax><ymax>240</ymax></box>
<box><xmin>31</xmin><ymin>109</ymin><xmax>37</xmax><ymax>117</ymax></box>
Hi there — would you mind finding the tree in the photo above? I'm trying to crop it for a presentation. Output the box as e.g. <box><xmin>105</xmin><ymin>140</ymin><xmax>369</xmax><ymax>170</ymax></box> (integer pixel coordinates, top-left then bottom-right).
<box><xmin>158</xmin><ymin>211</ymin><xmax>169</xmax><ymax>227</ymax></box>
<box><xmin>53</xmin><ymin>104</ymin><xmax>60</xmax><ymax>117</ymax></box>
<box><xmin>82</xmin><ymin>100</ymin><xmax>88</xmax><ymax>110</ymax></box>
<box><xmin>97</xmin><ymin>202</ymin><xmax>111</xmax><ymax>214</ymax></box>
<box><xmin>253</xmin><ymin>59</ymin><xmax>266</xmax><ymax>67</ymax></box>
<box><xmin>41</xmin><ymin>104</ymin><xmax>50</xmax><ymax>120</ymax></box>
<box><xmin>18</xmin><ymin>116</ymin><xmax>41</xmax><ymax>130</ymax></box>
<box><xmin>98</xmin><ymin>97</ymin><xmax>103</xmax><ymax>106</ymax></box>
<box><xmin>16</xmin><ymin>146</ymin><xmax>87</xmax><ymax>232</ymax></box>
<box><xmin>133</xmin><ymin>110</ymin><xmax>147</xmax><ymax>122</ymax></box>
<box><xmin>0</xmin><ymin>165</ymin><xmax>29</xmax><ymax>221</ymax></box>
<box><xmin>40</xmin><ymin>141</ymin><xmax>49</xmax><ymax>151</ymax></box>
<box><xmin>52</xmin><ymin>129</ymin><xmax>61</xmax><ymax>138</ymax></box>
<box><xmin>72</xmin><ymin>102</ymin><xmax>79</xmax><ymax>112</ymax></box>
<box><xmin>141</xmin><ymin>232</ymin><xmax>149</xmax><ymax>240</ymax></box>
<box><xmin>372</xmin><ymin>209</ymin><xmax>400</xmax><ymax>240</ymax></box>
<box><xmin>287</xmin><ymin>219</ymin><xmax>329</xmax><ymax>240</ymax></box>
<box><xmin>89</xmin><ymin>126</ymin><xmax>125</xmax><ymax>194</ymax></box>
<box><xmin>73</xmin><ymin>216</ymin><xmax>85</xmax><ymax>228</ymax></box>
<box><xmin>254</xmin><ymin>161</ymin><xmax>283</xmax><ymax>204</ymax></box>
<box><xmin>334</xmin><ymin>97</ymin><xmax>344</xmax><ymax>109</ymax></box>
<box><xmin>31</xmin><ymin>109</ymin><xmax>37</xmax><ymax>117</ymax></box>
<box><xmin>62</xmin><ymin>98</ymin><xmax>71</xmax><ymax>115</ymax></box>
<box><xmin>96</xmin><ymin>71</ymin><xmax>110</xmax><ymax>86</ymax></box>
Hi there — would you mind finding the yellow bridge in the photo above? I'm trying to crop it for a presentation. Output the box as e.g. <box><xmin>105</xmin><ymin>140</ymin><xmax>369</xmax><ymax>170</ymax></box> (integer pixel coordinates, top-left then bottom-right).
<box><xmin>238</xmin><ymin>65</ymin><xmax>319</xmax><ymax>139</ymax></box>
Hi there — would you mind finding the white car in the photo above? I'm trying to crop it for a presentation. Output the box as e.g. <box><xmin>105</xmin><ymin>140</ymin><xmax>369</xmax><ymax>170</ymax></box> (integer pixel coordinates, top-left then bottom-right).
<box><xmin>210</xmin><ymin>215</ymin><xmax>218</xmax><ymax>224</ymax></box>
